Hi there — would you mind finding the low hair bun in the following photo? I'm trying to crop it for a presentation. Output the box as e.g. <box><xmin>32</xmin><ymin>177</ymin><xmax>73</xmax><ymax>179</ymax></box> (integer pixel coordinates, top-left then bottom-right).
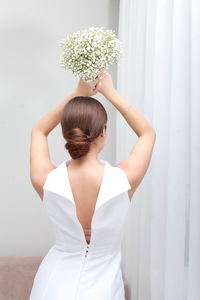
<box><xmin>64</xmin><ymin>128</ymin><xmax>92</xmax><ymax>159</ymax></box>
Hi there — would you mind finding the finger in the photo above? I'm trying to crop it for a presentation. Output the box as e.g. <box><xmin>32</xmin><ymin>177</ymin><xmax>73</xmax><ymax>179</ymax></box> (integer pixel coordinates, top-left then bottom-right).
<box><xmin>98</xmin><ymin>82</ymin><xmax>102</xmax><ymax>88</ymax></box>
<box><xmin>96</xmin><ymin>69</ymin><xmax>105</xmax><ymax>79</ymax></box>
<box><xmin>97</xmin><ymin>68</ymin><xmax>103</xmax><ymax>76</ymax></box>
<box><xmin>95</xmin><ymin>81</ymin><xmax>102</xmax><ymax>91</ymax></box>
<box><xmin>92</xmin><ymin>78</ymin><xmax>100</xmax><ymax>89</ymax></box>
<box><xmin>94</xmin><ymin>76</ymin><xmax>100</xmax><ymax>84</ymax></box>
<box><xmin>100</xmin><ymin>70</ymin><xmax>109</xmax><ymax>78</ymax></box>
<box><xmin>99</xmin><ymin>70</ymin><xmax>106</xmax><ymax>78</ymax></box>
<box><xmin>99</xmin><ymin>73</ymin><xmax>107</xmax><ymax>81</ymax></box>
<box><xmin>100</xmin><ymin>68</ymin><xmax>106</xmax><ymax>75</ymax></box>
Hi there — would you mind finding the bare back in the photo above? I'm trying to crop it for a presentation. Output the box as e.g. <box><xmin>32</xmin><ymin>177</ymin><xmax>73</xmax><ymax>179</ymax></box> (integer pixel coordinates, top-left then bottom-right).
<box><xmin>66</xmin><ymin>160</ymin><xmax>106</xmax><ymax>244</ymax></box>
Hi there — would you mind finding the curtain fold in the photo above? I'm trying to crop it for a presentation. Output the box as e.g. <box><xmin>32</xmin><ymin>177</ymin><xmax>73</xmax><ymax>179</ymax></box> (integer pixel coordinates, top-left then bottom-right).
<box><xmin>118</xmin><ymin>1</ymin><xmax>200</xmax><ymax>299</ymax></box>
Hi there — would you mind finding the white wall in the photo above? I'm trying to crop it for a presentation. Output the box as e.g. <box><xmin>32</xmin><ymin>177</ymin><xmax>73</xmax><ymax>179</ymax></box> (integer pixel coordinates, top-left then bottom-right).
<box><xmin>0</xmin><ymin>0</ymin><xmax>119</xmax><ymax>255</ymax></box>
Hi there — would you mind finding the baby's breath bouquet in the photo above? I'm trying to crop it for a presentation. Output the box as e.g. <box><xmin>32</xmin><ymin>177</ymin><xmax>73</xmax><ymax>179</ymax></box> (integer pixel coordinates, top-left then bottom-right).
<box><xmin>59</xmin><ymin>27</ymin><xmax>123</xmax><ymax>82</ymax></box>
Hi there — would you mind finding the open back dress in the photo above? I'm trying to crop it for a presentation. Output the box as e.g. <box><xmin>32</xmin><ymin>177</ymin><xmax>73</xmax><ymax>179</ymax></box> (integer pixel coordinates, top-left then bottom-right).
<box><xmin>29</xmin><ymin>158</ymin><xmax>132</xmax><ymax>300</ymax></box>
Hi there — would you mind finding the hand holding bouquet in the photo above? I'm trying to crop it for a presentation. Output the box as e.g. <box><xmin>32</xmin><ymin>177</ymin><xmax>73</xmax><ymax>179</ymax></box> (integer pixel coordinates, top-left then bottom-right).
<box><xmin>73</xmin><ymin>70</ymin><xmax>115</xmax><ymax>99</ymax></box>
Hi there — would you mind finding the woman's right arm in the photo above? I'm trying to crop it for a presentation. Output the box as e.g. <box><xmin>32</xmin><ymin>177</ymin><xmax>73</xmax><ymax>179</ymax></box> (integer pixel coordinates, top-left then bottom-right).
<box><xmin>97</xmin><ymin>72</ymin><xmax>156</xmax><ymax>197</ymax></box>
<box><xmin>108</xmin><ymin>89</ymin><xmax>156</xmax><ymax>196</ymax></box>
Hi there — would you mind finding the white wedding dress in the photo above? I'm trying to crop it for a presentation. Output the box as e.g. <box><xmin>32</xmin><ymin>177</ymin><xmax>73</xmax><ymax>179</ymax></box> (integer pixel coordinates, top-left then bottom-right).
<box><xmin>29</xmin><ymin>158</ymin><xmax>132</xmax><ymax>300</ymax></box>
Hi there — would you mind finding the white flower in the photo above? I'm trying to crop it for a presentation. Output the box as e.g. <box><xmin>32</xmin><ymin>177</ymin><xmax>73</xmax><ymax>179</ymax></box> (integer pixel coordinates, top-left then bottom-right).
<box><xmin>59</xmin><ymin>26</ymin><xmax>122</xmax><ymax>82</ymax></box>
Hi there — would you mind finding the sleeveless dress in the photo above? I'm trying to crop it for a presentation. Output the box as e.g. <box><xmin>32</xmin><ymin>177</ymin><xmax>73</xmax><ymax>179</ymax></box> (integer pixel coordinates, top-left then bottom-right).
<box><xmin>29</xmin><ymin>158</ymin><xmax>132</xmax><ymax>300</ymax></box>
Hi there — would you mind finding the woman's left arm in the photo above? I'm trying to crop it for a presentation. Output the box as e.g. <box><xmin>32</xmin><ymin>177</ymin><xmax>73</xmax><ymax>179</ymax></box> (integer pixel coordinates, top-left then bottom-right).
<box><xmin>30</xmin><ymin>76</ymin><xmax>101</xmax><ymax>200</ymax></box>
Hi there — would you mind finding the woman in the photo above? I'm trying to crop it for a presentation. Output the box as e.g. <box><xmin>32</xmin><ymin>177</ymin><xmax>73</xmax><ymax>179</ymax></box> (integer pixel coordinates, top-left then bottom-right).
<box><xmin>29</xmin><ymin>71</ymin><xmax>156</xmax><ymax>300</ymax></box>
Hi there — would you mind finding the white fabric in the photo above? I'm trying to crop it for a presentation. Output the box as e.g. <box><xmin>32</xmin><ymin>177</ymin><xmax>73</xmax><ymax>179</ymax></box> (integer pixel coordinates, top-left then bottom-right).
<box><xmin>29</xmin><ymin>158</ymin><xmax>132</xmax><ymax>300</ymax></box>
<box><xmin>118</xmin><ymin>1</ymin><xmax>200</xmax><ymax>299</ymax></box>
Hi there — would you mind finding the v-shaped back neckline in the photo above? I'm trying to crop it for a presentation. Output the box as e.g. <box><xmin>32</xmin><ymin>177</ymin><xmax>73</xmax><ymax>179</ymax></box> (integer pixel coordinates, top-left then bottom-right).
<box><xmin>64</xmin><ymin>158</ymin><xmax>107</xmax><ymax>246</ymax></box>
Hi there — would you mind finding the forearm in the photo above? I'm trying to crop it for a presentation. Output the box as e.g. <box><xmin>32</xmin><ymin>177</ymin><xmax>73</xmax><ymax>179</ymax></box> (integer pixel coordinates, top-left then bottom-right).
<box><xmin>32</xmin><ymin>91</ymin><xmax>78</xmax><ymax>136</ymax></box>
<box><xmin>107</xmin><ymin>89</ymin><xmax>155</xmax><ymax>137</ymax></box>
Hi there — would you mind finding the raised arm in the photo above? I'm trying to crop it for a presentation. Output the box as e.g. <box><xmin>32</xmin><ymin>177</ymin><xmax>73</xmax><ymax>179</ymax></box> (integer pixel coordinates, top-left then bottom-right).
<box><xmin>30</xmin><ymin>77</ymin><xmax>100</xmax><ymax>200</ymax></box>
<box><xmin>96</xmin><ymin>72</ymin><xmax>156</xmax><ymax>199</ymax></box>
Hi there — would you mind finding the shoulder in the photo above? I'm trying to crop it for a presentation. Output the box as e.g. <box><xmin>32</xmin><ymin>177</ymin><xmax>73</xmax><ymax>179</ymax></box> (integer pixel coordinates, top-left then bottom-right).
<box><xmin>31</xmin><ymin>160</ymin><xmax>64</xmax><ymax>201</ymax></box>
<box><xmin>105</xmin><ymin>160</ymin><xmax>132</xmax><ymax>193</ymax></box>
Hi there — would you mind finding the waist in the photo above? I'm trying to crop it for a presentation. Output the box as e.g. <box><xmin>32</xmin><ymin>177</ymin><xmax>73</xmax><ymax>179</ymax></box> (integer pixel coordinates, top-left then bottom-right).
<box><xmin>52</xmin><ymin>240</ymin><xmax>121</xmax><ymax>257</ymax></box>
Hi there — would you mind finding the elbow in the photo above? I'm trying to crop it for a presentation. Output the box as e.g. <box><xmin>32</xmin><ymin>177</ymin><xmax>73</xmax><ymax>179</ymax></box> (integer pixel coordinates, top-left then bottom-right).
<box><xmin>31</xmin><ymin>126</ymin><xmax>39</xmax><ymax>134</ymax></box>
<box><xmin>147</xmin><ymin>128</ymin><xmax>156</xmax><ymax>142</ymax></box>
<box><xmin>31</xmin><ymin>126</ymin><xmax>48</xmax><ymax>137</ymax></box>
<box><xmin>147</xmin><ymin>128</ymin><xmax>156</xmax><ymax>137</ymax></box>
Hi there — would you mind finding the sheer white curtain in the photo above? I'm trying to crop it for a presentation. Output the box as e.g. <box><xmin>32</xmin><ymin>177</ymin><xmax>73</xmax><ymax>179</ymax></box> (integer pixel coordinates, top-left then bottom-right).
<box><xmin>117</xmin><ymin>1</ymin><xmax>200</xmax><ymax>299</ymax></box>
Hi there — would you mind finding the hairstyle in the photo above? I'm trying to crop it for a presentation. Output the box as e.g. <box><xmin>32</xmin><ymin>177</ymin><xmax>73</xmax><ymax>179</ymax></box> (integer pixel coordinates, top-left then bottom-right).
<box><xmin>60</xmin><ymin>96</ymin><xmax>107</xmax><ymax>159</ymax></box>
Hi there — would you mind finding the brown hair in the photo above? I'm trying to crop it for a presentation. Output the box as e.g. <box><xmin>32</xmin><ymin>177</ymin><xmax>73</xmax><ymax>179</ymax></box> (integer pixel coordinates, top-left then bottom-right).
<box><xmin>60</xmin><ymin>96</ymin><xmax>107</xmax><ymax>159</ymax></box>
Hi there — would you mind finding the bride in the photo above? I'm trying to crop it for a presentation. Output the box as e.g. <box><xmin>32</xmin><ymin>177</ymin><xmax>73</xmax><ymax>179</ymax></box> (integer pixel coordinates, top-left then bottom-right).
<box><xmin>29</xmin><ymin>71</ymin><xmax>156</xmax><ymax>300</ymax></box>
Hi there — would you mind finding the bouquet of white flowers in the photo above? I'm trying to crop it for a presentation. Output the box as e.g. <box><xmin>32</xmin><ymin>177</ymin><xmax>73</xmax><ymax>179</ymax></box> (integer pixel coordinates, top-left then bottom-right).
<box><xmin>59</xmin><ymin>27</ymin><xmax>122</xmax><ymax>82</ymax></box>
